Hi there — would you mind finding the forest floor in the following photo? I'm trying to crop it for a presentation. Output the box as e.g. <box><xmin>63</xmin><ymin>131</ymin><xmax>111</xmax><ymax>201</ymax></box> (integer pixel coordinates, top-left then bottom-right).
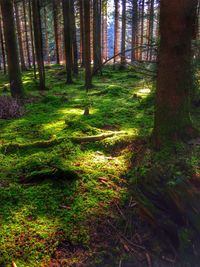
<box><xmin>0</xmin><ymin>65</ymin><xmax>200</xmax><ymax>267</ymax></box>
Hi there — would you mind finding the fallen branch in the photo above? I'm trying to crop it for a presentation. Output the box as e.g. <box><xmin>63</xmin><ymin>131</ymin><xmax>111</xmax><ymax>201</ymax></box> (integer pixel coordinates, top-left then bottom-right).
<box><xmin>72</xmin><ymin>132</ymin><xmax>125</xmax><ymax>143</ymax></box>
<box><xmin>1</xmin><ymin>132</ymin><xmax>128</xmax><ymax>153</ymax></box>
<box><xmin>1</xmin><ymin>136</ymin><xmax>61</xmax><ymax>153</ymax></box>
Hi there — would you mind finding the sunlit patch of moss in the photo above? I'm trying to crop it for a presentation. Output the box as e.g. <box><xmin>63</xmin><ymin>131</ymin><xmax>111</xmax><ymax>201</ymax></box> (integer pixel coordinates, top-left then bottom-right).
<box><xmin>0</xmin><ymin>65</ymin><xmax>157</xmax><ymax>266</ymax></box>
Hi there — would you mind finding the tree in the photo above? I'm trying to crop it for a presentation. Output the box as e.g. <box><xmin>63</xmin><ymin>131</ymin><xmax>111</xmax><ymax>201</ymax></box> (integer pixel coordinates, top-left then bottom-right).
<box><xmin>14</xmin><ymin>1</ymin><xmax>26</xmax><ymax>71</ymax></box>
<box><xmin>79</xmin><ymin>0</ymin><xmax>85</xmax><ymax>67</ymax></box>
<box><xmin>93</xmin><ymin>0</ymin><xmax>101</xmax><ymax>74</ymax></box>
<box><xmin>28</xmin><ymin>0</ymin><xmax>37</xmax><ymax>79</ymax></box>
<box><xmin>62</xmin><ymin>0</ymin><xmax>73</xmax><ymax>84</ymax></box>
<box><xmin>0</xmin><ymin>11</ymin><xmax>6</xmax><ymax>74</ymax></box>
<box><xmin>23</xmin><ymin>0</ymin><xmax>31</xmax><ymax>68</ymax></box>
<box><xmin>131</xmin><ymin>0</ymin><xmax>138</xmax><ymax>62</ymax></box>
<box><xmin>0</xmin><ymin>0</ymin><xmax>23</xmax><ymax>98</ymax></box>
<box><xmin>102</xmin><ymin>0</ymin><xmax>108</xmax><ymax>62</ymax></box>
<box><xmin>120</xmin><ymin>0</ymin><xmax>126</xmax><ymax>68</ymax></box>
<box><xmin>114</xmin><ymin>0</ymin><xmax>120</xmax><ymax>64</ymax></box>
<box><xmin>83</xmin><ymin>0</ymin><xmax>92</xmax><ymax>89</ymax></box>
<box><xmin>71</xmin><ymin>0</ymin><xmax>78</xmax><ymax>76</ymax></box>
<box><xmin>53</xmin><ymin>0</ymin><xmax>60</xmax><ymax>65</ymax></box>
<box><xmin>153</xmin><ymin>0</ymin><xmax>198</xmax><ymax>149</ymax></box>
<box><xmin>32</xmin><ymin>0</ymin><xmax>46</xmax><ymax>90</ymax></box>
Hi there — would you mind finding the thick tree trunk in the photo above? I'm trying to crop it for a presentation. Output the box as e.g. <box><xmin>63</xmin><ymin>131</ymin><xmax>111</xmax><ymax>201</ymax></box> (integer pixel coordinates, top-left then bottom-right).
<box><xmin>114</xmin><ymin>0</ymin><xmax>120</xmax><ymax>64</ymax></box>
<box><xmin>0</xmin><ymin>0</ymin><xmax>23</xmax><ymax>98</ymax></box>
<box><xmin>14</xmin><ymin>2</ymin><xmax>26</xmax><ymax>71</ymax></box>
<box><xmin>32</xmin><ymin>0</ymin><xmax>45</xmax><ymax>90</ymax></box>
<box><xmin>83</xmin><ymin>0</ymin><xmax>92</xmax><ymax>89</ymax></box>
<box><xmin>62</xmin><ymin>0</ymin><xmax>73</xmax><ymax>84</ymax></box>
<box><xmin>120</xmin><ymin>0</ymin><xmax>126</xmax><ymax>68</ymax></box>
<box><xmin>153</xmin><ymin>0</ymin><xmax>198</xmax><ymax>149</ymax></box>
<box><xmin>93</xmin><ymin>0</ymin><xmax>101</xmax><ymax>74</ymax></box>
<box><xmin>53</xmin><ymin>0</ymin><xmax>60</xmax><ymax>64</ymax></box>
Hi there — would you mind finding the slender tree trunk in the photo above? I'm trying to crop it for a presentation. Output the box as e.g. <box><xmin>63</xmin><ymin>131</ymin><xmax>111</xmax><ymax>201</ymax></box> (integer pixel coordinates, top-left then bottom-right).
<box><xmin>83</xmin><ymin>0</ymin><xmax>92</xmax><ymax>89</ymax></box>
<box><xmin>71</xmin><ymin>0</ymin><xmax>78</xmax><ymax>76</ymax></box>
<box><xmin>62</xmin><ymin>0</ymin><xmax>73</xmax><ymax>83</ymax></box>
<box><xmin>79</xmin><ymin>0</ymin><xmax>85</xmax><ymax>67</ymax></box>
<box><xmin>28</xmin><ymin>0</ymin><xmax>36</xmax><ymax>79</ymax></box>
<box><xmin>32</xmin><ymin>0</ymin><xmax>45</xmax><ymax>90</ymax></box>
<box><xmin>0</xmin><ymin>11</ymin><xmax>6</xmax><ymax>74</ymax></box>
<box><xmin>153</xmin><ymin>0</ymin><xmax>198</xmax><ymax>149</ymax></box>
<box><xmin>53</xmin><ymin>0</ymin><xmax>60</xmax><ymax>64</ymax></box>
<box><xmin>14</xmin><ymin>2</ymin><xmax>26</xmax><ymax>71</ymax></box>
<box><xmin>131</xmin><ymin>0</ymin><xmax>138</xmax><ymax>62</ymax></box>
<box><xmin>0</xmin><ymin>0</ymin><xmax>23</xmax><ymax>98</ymax></box>
<box><xmin>114</xmin><ymin>0</ymin><xmax>120</xmax><ymax>64</ymax></box>
<box><xmin>23</xmin><ymin>0</ymin><xmax>31</xmax><ymax>68</ymax></box>
<box><xmin>93</xmin><ymin>0</ymin><xmax>101</xmax><ymax>74</ymax></box>
<box><xmin>120</xmin><ymin>0</ymin><xmax>126</xmax><ymax>68</ymax></box>
<box><xmin>44</xmin><ymin>6</ymin><xmax>50</xmax><ymax>64</ymax></box>
<box><xmin>102</xmin><ymin>0</ymin><xmax>108</xmax><ymax>62</ymax></box>
<box><xmin>148</xmin><ymin>0</ymin><xmax>155</xmax><ymax>61</ymax></box>
<box><xmin>140</xmin><ymin>0</ymin><xmax>145</xmax><ymax>60</ymax></box>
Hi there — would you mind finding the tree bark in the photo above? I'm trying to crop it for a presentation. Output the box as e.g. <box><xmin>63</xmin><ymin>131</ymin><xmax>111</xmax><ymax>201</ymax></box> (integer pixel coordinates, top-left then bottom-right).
<box><xmin>28</xmin><ymin>0</ymin><xmax>37</xmax><ymax>79</ymax></box>
<box><xmin>83</xmin><ymin>0</ymin><xmax>92</xmax><ymax>89</ymax></box>
<box><xmin>93</xmin><ymin>0</ymin><xmax>102</xmax><ymax>74</ymax></box>
<box><xmin>131</xmin><ymin>0</ymin><xmax>138</xmax><ymax>62</ymax></box>
<box><xmin>153</xmin><ymin>0</ymin><xmax>198</xmax><ymax>149</ymax></box>
<box><xmin>32</xmin><ymin>0</ymin><xmax>45</xmax><ymax>90</ymax></box>
<box><xmin>53</xmin><ymin>0</ymin><xmax>60</xmax><ymax>64</ymax></box>
<box><xmin>114</xmin><ymin>0</ymin><xmax>120</xmax><ymax>64</ymax></box>
<box><xmin>71</xmin><ymin>0</ymin><xmax>79</xmax><ymax>76</ymax></box>
<box><xmin>14</xmin><ymin>2</ymin><xmax>26</xmax><ymax>71</ymax></box>
<box><xmin>44</xmin><ymin>5</ymin><xmax>50</xmax><ymax>64</ymax></box>
<box><xmin>23</xmin><ymin>0</ymin><xmax>31</xmax><ymax>68</ymax></box>
<box><xmin>0</xmin><ymin>0</ymin><xmax>23</xmax><ymax>98</ymax></box>
<box><xmin>62</xmin><ymin>0</ymin><xmax>73</xmax><ymax>83</ymax></box>
<box><xmin>120</xmin><ymin>0</ymin><xmax>126</xmax><ymax>68</ymax></box>
<box><xmin>0</xmin><ymin>11</ymin><xmax>6</xmax><ymax>74</ymax></box>
<box><xmin>79</xmin><ymin>0</ymin><xmax>85</xmax><ymax>67</ymax></box>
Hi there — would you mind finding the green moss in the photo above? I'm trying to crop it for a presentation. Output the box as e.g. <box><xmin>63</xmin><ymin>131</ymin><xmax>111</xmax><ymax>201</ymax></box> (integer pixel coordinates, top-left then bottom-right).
<box><xmin>0</xmin><ymin>65</ymin><xmax>199</xmax><ymax>266</ymax></box>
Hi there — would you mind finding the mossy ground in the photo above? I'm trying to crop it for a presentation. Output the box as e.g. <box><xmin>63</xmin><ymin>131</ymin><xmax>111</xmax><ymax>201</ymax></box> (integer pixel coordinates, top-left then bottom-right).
<box><xmin>0</xmin><ymin>65</ymin><xmax>200</xmax><ymax>266</ymax></box>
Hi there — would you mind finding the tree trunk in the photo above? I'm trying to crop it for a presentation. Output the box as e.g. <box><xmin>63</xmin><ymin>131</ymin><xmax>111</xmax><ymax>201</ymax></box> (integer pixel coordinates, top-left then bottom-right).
<box><xmin>79</xmin><ymin>0</ymin><xmax>85</xmax><ymax>67</ymax></box>
<box><xmin>120</xmin><ymin>0</ymin><xmax>126</xmax><ymax>68</ymax></box>
<box><xmin>28</xmin><ymin>0</ymin><xmax>36</xmax><ymax>79</ymax></box>
<box><xmin>0</xmin><ymin>0</ymin><xmax>23</xmax><ymax>98</ymax></box>
<box><xmin>131</xmin><ymin>0</ymin><xmax>138</xmax><ymax>62</ymax></box>
<box><xmin>44</xmin><ymin>6</ymin><xmax>50</xmax><ymax>64</ymax></box>
<box><xmin>14</xmin><ymin>2</ymin><xmax>26</xmax><ymax>71</ymax></box>
<box><xmin>83</xmin><ymin>0</ymin><xmax>92</xmax><ymax>89</ymax></box>
<box><xmin>62</xmin><ymin>0</ymin><xmax>73</xmax><ymax>84</ymax></box>
<box><xmin>114</xmin><ymin>0</ymin><xmax>120</xmax><ymax>64</ymax></box>
<box><xmin>71</xmin><ymin>0</ymin><xmax>79</xmax><ymax>76</ymax></box>
<box><xmin>101</xmin><ymin>0</ymin><xmax>108</xmax><ymax>62</ymax></box>
<box><xmin>53</xmin><ymin>0</ymin><xmax>60</xmax><ymax>64</ymax></box>
<box><xmin>32</xmin><ymin>0</ymin><xmax>45</xmax><ymax>90</ymax></box>
<box><xmin>23</xmin><ymin>0</ymin><xmax>31</xmax><ymax>68</ymax></box>
<box><xmin>140</xmin><ymin>0</ymin><xmax>145</xmax><ymax>60</ymax></box>
<box><xmin>0</xmin><ymin>11</ymin><xmax>6</xmax><ymax>74</ymax></box>
<box><xmin>93</xmin><ymin>0</ymin><xmax>101</xmax><ymax>74</ymax></box>
<box><xmin>153</xmin><ymin>0</ymin><xmax>198</xmax><ymax>149</ymax></box>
